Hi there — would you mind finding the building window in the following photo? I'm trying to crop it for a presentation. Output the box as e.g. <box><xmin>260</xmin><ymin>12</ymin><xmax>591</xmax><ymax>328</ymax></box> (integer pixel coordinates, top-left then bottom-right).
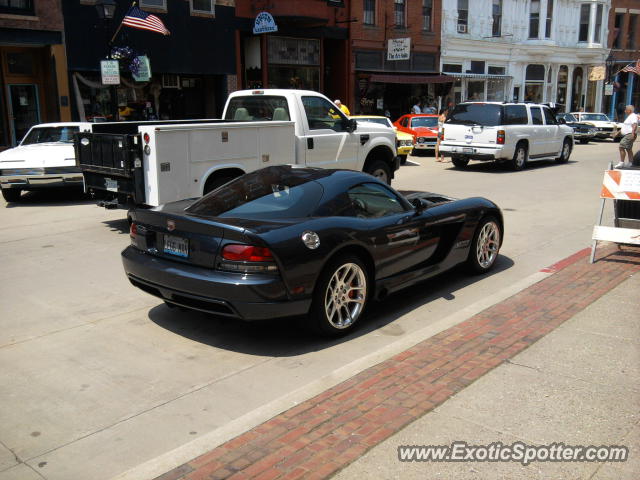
<box><xmin>442</xmin><ymin>63</ymin><xmax>462</xmax><ymax>73</ymax></box>
<box><xmin>470</xmin><ymin>61</ymin><xmax>485</xmax><ymax>74</ymax></box>
<box><xmin>0</xmin><ymin>0</ymin><xmax>34</xmax><ymax>15</ymax></box>
<box><xmin>545</xmin><ymin>0</ymin><xmax>553</xmax><ymax>38</ymax></box>
<box><xmin>628</xmin><ymin>14</ymin><xmax>637</xmax><ymax>49</ymax></box>
<box><xmin>525</xmin><ymin>64</ymin><xmax>545</xmax><ymax>103</ymax></box>
<box><xmin>613</xmin><ymin>13</ymin><xmax>624</xmax><ymax>49</ymax></box>
<box><xmin>492</xmin><ymin>0</ymin><xmax>502</xmax><ymax>37</ymax></box>
<box><xmin>191</xmin><ymin>0</ymin><xmax>214</xmax><ymax>14</ymax></box>
<box><xmin>394</xmin><ymin>0</ymin><xmax>406</xmax><ymax>28</ymax></box>
<box><xmin>140</xmin><ymin>0</ymin><xmax>167</xmax><ymax>8</ymax></box>
<box><xmin>592</xmin><ymin>4</ymin><xmax>603</xmax><ymax>43</ymax></box>
<box><xmin>457</xmin><ymin>0</ymin><xmax>468</xmax><ymax>33</ymax></box>
<box><xmin>578</xmin><ymin>4</ymin><xmax>590</xmax><ymax>42</ymax></box>
<box><xmin>363</xmin><ymin>0</ymin><xmax>375</xmax><ymax>25</ymax></box>
<box><xmin>529</xmin><ymin>0</ymin><xmax>540</xmax><ymax>39</ymax></box>
<box><xmin>488</xmin><ymin>66</ymin><xmax>506</xmax><ymax>75</ymax></box>
<box><xmin>422</xmin><ymin>0</ymin><xmax>432</xmax><ymax>32</ymax></box>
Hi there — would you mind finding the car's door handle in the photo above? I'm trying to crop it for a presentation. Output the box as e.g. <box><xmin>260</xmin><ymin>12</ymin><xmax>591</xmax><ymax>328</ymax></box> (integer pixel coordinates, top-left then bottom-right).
<box><xmin>307</xmin><ymin>138</ymin><xmax>314</xmax><ymax>149</ymax></box>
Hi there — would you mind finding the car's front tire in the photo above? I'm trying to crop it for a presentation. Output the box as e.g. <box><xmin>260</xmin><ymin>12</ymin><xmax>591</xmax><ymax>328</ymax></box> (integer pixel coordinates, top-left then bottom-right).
<box><xmin>466</xmin><ymin>216</ymin><xmax>502</xmax><ymax>274</ymax></box>
<box><xmin>399</xmin><ymin>154</ymin><xmax>407</xmax><ymax>165</ymax></box>
<box><xmin>1</xmin><ymin>188</ymin><xmax>21</xmax><ymax>202</ymax></box>
<box><xmin>365</xmin><ymin>160</ymin><xmax>392</xmax><ymax>185</ymax></box>
<box><xmin>310</xmin><ymin>255</ymin><xmax>369</xmax><ymax>336</ymax></box>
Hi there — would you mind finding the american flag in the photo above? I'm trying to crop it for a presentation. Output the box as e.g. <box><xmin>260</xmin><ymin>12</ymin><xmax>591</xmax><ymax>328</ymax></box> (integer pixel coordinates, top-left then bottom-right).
<box><xmin>122</xmin><ymin>6</ymin><xmax>170</xmax><ymax>36</ymax></box>
<box><xmin>622</xmin><ymin>59</ymin><xmax>640</xmax><ymax>75</ymax></box>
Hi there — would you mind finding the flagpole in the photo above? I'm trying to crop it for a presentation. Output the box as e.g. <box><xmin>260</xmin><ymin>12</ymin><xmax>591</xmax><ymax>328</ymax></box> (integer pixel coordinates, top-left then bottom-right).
<box><xmin>109</xmin><ymin>1</ymin><xmax>137</xmax><ymax>46</ymax></box>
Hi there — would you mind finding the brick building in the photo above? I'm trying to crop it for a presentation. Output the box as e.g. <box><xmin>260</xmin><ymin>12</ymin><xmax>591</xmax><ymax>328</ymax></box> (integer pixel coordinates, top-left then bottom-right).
<box><xmin>606</xmin><ymin>0</ymin><xmax>640</xmax><ymax>120</ymax></box>
<box><xmin>234</xmin><ymin>0</ymin><xmax>350</xmax><ymax>103</ymax></box>
<box><xmin>348</xmin><ymin>0</ymin><xmax>446</xmax><ymax>119</ymax></box>
<box><xmin>0</xmin><ymin>0</ymin><xmax>70</xmax><ymax>148</ymax></box>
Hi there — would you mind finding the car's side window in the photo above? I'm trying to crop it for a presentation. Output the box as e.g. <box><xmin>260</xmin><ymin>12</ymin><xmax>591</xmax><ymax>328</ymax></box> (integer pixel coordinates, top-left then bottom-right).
<box><xmin>401</xmin><ymin>117</ymin><xmax>409</xmax><ymax>127</ymax></box>
<box><xmin>301</xmin><ymin>96</ymin><xmax>347</xmax><ymax>132</ymax></box>
<box><xmin>542</xmin><ymin>108</ymin><xmax>557</xmax><ymax>125</ymax></box>
<box><xmin>503</xmin><ymin>105</ymin><xmax>528</xmax><ymax>125</ymax></box>
<box><xmin>346</xmin><ymin>183</ymin><xmax>406</xmax><ymax>218</ymax></box>
<box><xmin>531</xmin><ymin>107</ymin><xmax>544</xmax><ymax>125</ymax></box>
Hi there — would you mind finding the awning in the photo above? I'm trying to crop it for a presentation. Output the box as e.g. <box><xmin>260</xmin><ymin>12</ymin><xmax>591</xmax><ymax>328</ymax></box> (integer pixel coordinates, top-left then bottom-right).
<box><xmin>443</xmin><ymin>73</ymin><xmax>512</xmax><ymax>80</ymax></box>
<box><xmin>369</xmin><ymin>74</ymin><xmax>455</xmax><ymax>84</ymax></box>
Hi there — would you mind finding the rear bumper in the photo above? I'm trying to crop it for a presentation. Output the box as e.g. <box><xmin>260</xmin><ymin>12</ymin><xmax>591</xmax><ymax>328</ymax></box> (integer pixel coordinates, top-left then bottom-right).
<box><xmin>121</xmin><ymin>246</ymin><xmax>311</xmax><ymax>320</ymax></box>
<box><xmin>0</xmin><ymin>171</ymin><xmax>83</xmax><ymax>190</ymax></box>
<box><xmin>440</xmin><ymin>143</ymin><xmax>511</xmax><ymax>160</ymax></box>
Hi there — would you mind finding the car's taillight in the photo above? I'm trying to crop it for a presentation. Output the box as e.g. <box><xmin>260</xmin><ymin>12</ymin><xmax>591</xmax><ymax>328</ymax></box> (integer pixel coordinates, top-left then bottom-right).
<box><xmin>497</xmin><ymin>130</ymin><xmax>505</xmax><ymax>145</ymax></box>
<box><xmin>130</xmin><ymin>223</ymin><xmax>138</xmax><ymax>239</ymax></box>
<box><xmin>219</xmin><ymin>244</ymin><xmax>278</xmax><ymax>273</ymax></box>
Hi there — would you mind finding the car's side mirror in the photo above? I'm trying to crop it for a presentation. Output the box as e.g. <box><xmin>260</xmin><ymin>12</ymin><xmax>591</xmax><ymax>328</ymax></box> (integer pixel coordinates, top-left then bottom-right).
<box><xmin>411</xmin><ymin>197</ymin><xmax>429</xmax><ymax>214</ymax></box>
<box><xmin>344</xmin><ymin>119</ymin><xmax>357</xmax><ymax>133</ymax></box>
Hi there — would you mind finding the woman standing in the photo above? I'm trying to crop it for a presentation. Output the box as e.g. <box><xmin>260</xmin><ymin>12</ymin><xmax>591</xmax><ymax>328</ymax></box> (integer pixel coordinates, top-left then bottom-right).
<box><xmin>435</xmin><ymin>108</ymin><xmax>448</xmax><ymax>162</ymax></box>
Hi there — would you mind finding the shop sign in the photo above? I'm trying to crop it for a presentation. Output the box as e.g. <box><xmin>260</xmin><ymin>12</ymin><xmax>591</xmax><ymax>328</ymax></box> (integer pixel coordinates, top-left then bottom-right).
<box><xmin>101</xmin><ymin>60</ymin><xmax>120</xmax><ymax>85</ymax></box>
<box><xmin>133</xmin><ymin>55</ymin><xmax>151</xmax><ymax>82</ymax></box>
<box><xmin>253</xmin><ymin>12</ymin><xmax>278</xmax><ymax>34</ymax></box>
<box><xmin>589</xmin><ymin>66</ymin><xmax>605</xmax><ymax>81</ymax></box>
<box><xmin>604</xmin><ymin>84</ymin><xmax>614</xmax><ymax>96</ymax></box>
<box><xmin>387</xmin><ymin>38</ymin><xmax>410</xmax><ymax>61</ymax></box>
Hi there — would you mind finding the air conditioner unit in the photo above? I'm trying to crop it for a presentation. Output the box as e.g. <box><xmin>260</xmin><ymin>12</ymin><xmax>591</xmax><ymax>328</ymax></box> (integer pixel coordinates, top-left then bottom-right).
<box><xmin>457</xmin><ymin>24</ymin><xmax>467</xmax><ymax>33</ymax></box>
<box><xmin>162</xmin><ymin>74</ymin><xmax>180</xmax><ymax>89</ymax></box>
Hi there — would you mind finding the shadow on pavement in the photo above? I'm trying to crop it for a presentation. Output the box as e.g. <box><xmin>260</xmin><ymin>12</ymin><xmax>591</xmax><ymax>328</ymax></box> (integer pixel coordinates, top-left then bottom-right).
<box><xmin>148</xmin><ymin>254</ymin><xmax>515</xmax><ymax>357</ymax></box>
<box><xmin>2</xmin><ymin>188</ymin><xmax>92</xmax><ymax>207</ymax></box>
<box><xmin>103</xmin><ymin>218</ymin><xmax>130</xmax><ymax>234</ymax></box>
<box><xmin>445</xmin><ymin>159</ymin><xmax>578</xmax><ymax>174</ymax></box>
<box><xmin>597</xmin><ymin>246</ymin><xmax>640</xmax><ymax>265</ymax></box>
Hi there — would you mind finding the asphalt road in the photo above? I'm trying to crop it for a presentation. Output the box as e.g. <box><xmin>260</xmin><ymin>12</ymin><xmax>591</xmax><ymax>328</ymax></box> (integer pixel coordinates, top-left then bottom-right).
<box><xmin>0</xmin><ymin>141</ymin><xmax>621</xmax><ymax>480</ymax></box>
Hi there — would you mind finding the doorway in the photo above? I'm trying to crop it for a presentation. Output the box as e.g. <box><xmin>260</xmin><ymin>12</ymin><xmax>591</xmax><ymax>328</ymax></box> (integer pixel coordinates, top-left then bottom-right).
<box><xmin>8</xmin><ymin>84</ymin><xmax>40</xmax><ymax>144</ymax></box>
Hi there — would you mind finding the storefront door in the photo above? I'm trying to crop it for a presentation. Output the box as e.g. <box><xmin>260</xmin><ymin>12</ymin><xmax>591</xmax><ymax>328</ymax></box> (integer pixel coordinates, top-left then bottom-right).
<box><xmin>7</xmin><ymin>84</ymin><xmax>40</xmax><ymax>144</ymax></box>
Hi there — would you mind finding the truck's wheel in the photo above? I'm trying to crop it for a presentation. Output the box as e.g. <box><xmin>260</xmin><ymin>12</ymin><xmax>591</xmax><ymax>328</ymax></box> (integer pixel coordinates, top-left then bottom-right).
<box><xmin>203</xmin><ymin>175</ymin><xmax>237</xmax><ymax>195</ymax></box>
<box><xmin>1</xmin><ymin>188</ymin><xmax>21</xmax><ymax>202</ymax></box>
<box><xmin>365</xmin><ymin>160</ymin><xmax>391</xmax><ymax>184</ymax></box>
<box><xmin>511</xmin><ymin>143</ymin><xmax>527</xmax><ymax>171</ymax></box>
<box><xmin>555</xmin><ymin>139</ymin><xmax>572</xmax><ymax>164</ymax></box>
<box><xmin>451</xmin><ymin>156</ymin><xmax>469</xmax><ymax>168</ymax></box>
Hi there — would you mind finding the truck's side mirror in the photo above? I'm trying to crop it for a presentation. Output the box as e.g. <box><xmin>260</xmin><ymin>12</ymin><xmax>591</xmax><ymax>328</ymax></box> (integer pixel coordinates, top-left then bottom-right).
<box><xmin>344</xmin><ymin>119</ymin><xmax>357</xmax><ymax>133</ymax></box>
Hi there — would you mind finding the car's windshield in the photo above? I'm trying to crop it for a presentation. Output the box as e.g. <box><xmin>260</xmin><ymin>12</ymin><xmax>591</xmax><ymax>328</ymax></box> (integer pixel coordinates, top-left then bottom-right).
<box><xmin>186</xmin><ymin>166</ymin><xmax>324</xmax><ymax>220</ymax></box>
<box><xmin>357</xmin><ymin>117</ymin><xmax>392</xmax><ymax>128</ymax></box>
<box><xmin>581</xmin><ymin>113</ymin><xmax>610</xmax><ymax>122</ymax></box>
<box><xmin>447</xmin><ymin>104</ymin><xmax>502</xmax><ymax>126</ymax></box>
<box><xmin>224</xmin><ymin>95</ymin><xmax>291</xmax><ymax>121</ymax></box>
<box><xmin>558</xmin><ymin>113</ymin><xmax>577</xmax><ymax>122</ymax></box>
<box><xmin>21</xmin><ymin>126</ymin><xmax>80</xmax><ymax>145</ymax></box>
<box><xmin>410</xmin><ymin>117</ymin><xmax>438</xmax><ymax>128</ymax></box>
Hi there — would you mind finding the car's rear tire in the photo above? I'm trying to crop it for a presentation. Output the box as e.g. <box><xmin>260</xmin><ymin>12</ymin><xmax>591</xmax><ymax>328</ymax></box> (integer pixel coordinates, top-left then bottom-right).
<box><xmin>556</xmin><ymin>138</ymin><xmax>572</xmax><ymax>164</ymax></box>
<box><xmin>310</xmin><ymin>255</ymin><xmax>369</xmax><ymax>336</ymax></box>
<box><xmin>364</xmin><ymin>160</ymin><xmax>391</xmax><ymax>185</ymax></box>
<box><xmin>451</xmin><ymin>156</ymin><xmax>469</xmax><ymax>168</ymax></box>
<box><xmin>466</xmin><ymin>216</ymin><xmax>502</xmax><ymax>274</ymax></box>
<box><xmin>1</xmin><ymin>188</ymin><xmax>21</xmax><ymax>202</ymax></box>
<box><xmin>511</xmin><ymin>143</ymin><xmax>527</xmax><ymax>171</ymax></box>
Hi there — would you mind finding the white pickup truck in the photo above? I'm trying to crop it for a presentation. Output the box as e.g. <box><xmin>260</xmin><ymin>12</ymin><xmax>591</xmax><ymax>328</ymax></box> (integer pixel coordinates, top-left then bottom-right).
<box><xmin>0</xmin><ymin>122</ymin><xmax>92</xmax><ymax>202</ymax></box>
<box><xmin>76</xmin><ymin>89</ymin><xmax>398</xmax><ymax>209</ymax></box>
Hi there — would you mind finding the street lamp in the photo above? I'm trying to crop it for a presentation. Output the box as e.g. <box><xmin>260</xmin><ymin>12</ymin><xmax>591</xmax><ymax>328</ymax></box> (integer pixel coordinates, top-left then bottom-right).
<box><xmin>605</xmin><ymin>52</ymin><xmax>615</xmax><ymax>82</ymax></box>
<box><xmin>95</xmin><ymin>0</ymin><xmax>118</xmax><ymax>121</ymax></box>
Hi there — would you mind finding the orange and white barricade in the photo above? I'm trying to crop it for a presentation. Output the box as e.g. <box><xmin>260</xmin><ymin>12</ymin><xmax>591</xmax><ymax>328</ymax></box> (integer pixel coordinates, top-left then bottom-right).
<box><xmin>591</xmin><ymin>169</ymin><xmax>640</xmax><ymax>262</ymax></box>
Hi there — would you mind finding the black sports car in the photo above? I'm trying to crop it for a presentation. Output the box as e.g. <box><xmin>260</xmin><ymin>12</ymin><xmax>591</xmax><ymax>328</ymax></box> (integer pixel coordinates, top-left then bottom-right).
<box><xmin>122</xmin><ymin>166</ymin><xmax>503</xmax><ymax>336</ymax></box>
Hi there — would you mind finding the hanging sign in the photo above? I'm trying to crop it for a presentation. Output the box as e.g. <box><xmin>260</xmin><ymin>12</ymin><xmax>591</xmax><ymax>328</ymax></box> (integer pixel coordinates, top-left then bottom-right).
<box><xmin>604</xmin><ymin>84</ymin><xmax>614</xmax><ymax>95</ymax></box>
<box><xmin>101</xmin><ymin>60</ymin><xmax>120</xmax><ymax>85</ymax></box>
<box><xmin>387</xmin><ymin>38</ymin><xmax>411</xmax><ymax>61</ymax></box>
<box><xmin>253</xmin><ymin>12</ymin><xmax>278</xmax><ymax>34</ymax></box>
<box><xmin>132</xmin><ymin>55</ymin><xmax>151</xmax><ymax>82</ymax></box>
<box><xmin>589</xmin><ymin>66</ymin><xmax>606</xmax><ymax>81</ymax></box>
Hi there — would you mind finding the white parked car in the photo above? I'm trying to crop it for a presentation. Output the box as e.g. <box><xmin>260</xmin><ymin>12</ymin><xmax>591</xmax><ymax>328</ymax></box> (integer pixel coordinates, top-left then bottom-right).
<box><xmin>0</xmin><ymin>122</ymin><xmax>91</xmax><ymax>202</ymax></box>
<box><xmin>570</xmin><ymin>112</ymin><xmax>622</xmax><ymax>140</ymax></box>
<box><xmin>439</xmin><ymin>102</ymin><xmax>574</xmax><ymax>170</ymax></box>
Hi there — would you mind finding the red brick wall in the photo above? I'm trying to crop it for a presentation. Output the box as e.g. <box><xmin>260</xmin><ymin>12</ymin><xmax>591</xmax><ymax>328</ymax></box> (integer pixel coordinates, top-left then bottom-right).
<box><xmin>0</xmin><ymin>0</ymin><xmax>63</xmax><ymax>31</ymax></box>
<box><xmin>608</xmin><ymin>0</ymin><xmax>640</xmax><ymax>62</ymax></box>
<box><xmin>235</xmin><ymin>0</ymin><xmax>351</xmax><ymax>26</ymax></box>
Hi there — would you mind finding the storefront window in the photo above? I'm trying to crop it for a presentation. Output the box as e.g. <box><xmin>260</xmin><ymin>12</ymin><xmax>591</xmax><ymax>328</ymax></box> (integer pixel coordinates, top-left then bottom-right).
<box><xmin>487</xmin><ymin>79</ymin><xmax>505</xmax><ymax>101</ymax></box>
<box><xmin>268</xmin><ymin>36</ymin><xmax>320</xmax><ymax>90</ymax></box>
<box><xmin>556</xmin><ymin>65</ymin><xmax>568</xmax><ymax>106</ymax></box>
<box><xmin>571</xmin><ymin>67</ymin><xmax>584</xmax><ymax>111</ymax></box>
<box><xmin>525</xmin><ymin>64</ymin><xmax>545</xmax><ymax>103</ymax></box>
<box><xmin>268</xmin><ymin>66</ymin><xmax>319</xmax><ymax>91</ymax></box>
<box><xmin>467</xmin><ymin>80</ymin><xmax>484</xmax><ymax>101</ymax></box>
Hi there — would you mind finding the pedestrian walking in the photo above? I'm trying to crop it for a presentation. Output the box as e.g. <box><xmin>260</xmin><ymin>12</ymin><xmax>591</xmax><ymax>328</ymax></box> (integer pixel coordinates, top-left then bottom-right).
<box><xmin>435</xmin><ymin>108</ymin><xmax>449</xmax><ymax>163</ymax></box>
<box><xmin>334</xmin><ymin>99</ymin><xmax>350</xmax><ymax>116</ymax></box>
<box><xmin>615</xmin><ymin>105</ymin><xmax>638</xmax><ymax>169</ymax></box>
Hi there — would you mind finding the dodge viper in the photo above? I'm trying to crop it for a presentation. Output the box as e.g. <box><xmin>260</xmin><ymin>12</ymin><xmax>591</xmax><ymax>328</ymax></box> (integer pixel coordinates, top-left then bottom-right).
<box><xmin>122</xmin><ymin>165</ymin><xmax>503</xmax><ymax>335</ymax></box>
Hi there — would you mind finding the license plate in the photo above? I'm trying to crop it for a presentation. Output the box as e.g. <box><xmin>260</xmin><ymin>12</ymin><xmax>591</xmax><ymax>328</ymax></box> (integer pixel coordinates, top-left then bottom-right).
<box><xmin>463</xmin><ymin>147</ymin><xmax>473</xmax><ymax>153</ymax></box>
<box><xmin>164</xmin><ymin>235</ymin><xmax>189</xmax><ymax>258</ymax></box>
<box><xmin>465</xmin><ymin>135</ymin><xmax>473</xmax><ymax>141</ymax></box>
<box><xmin>105</xmin><ymin>178</ymin><xmax>118</xmax><ymax>192</ymax></box>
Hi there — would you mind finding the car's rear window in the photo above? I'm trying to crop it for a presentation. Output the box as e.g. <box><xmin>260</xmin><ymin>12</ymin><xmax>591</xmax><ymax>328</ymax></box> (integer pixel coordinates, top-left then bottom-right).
<box><xmin>186</xmin><ymin>167</ymin><xmax>324</xmax><ymax>220</ymax></box>
<box><xmin>224</xmin><ymin>95</ymin><xmax>290</xmax><ymax>121</ymax></box>
<box><xmin>447</xmin><ymin>104</ymin><xmax>502</xmax><ymax>126</ymax></box>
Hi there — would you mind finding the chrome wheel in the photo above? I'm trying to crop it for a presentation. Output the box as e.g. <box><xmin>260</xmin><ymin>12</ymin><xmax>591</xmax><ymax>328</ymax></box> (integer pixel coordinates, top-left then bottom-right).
<box><xmin>370</xmin><ymin>168</ymin><xmax>389</xmax><ymax>184</ymax></box>
<box><xmin>324</xmin><ymin>263</ymin><xmax>367</xmax><ymax>329</ymax></box>
<box><xmin>514</xmin><ymin>147</ymin><xmax>526</xmax><ymax>169</ymax></box>
<box><xmin>476</xmin><ymin>221</ymin><xmax>500</xmax><ymax>269</ymax></box>
<box><xmin>562</xmin><ymin>142</ymin><xmax>570</xmax><ymax>159</ymax></box>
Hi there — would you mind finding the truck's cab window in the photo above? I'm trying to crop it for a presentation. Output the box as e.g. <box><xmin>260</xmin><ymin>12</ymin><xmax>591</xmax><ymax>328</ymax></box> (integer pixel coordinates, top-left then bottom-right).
<box><xmin>224</xmin><ymin>96</ymin><xmax>290</xmax><ymax>121</ymax></box>
<box><xmin>301</xmin><ymin>96</ymin><xmax>348</xmax><ymax>132</ymax></box>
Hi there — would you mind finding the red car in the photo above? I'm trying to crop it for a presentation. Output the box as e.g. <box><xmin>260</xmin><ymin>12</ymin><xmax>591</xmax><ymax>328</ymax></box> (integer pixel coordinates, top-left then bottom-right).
<box><xmin>393</xmin><ymin>114</ymin><xmax>439</xmax><ymax>152</ymax></box>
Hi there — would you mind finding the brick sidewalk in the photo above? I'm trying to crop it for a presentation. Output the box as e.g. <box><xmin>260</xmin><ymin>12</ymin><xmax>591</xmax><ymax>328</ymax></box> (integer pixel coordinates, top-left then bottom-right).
<box><xmin>157</xmin><ymin>245</ymin><xmax>640</xmax><ymax>480</ymax></box>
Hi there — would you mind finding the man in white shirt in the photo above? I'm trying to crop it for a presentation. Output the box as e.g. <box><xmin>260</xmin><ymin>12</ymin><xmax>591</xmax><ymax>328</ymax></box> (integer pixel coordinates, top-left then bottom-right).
<box><xmin>411</xmin><ymin>101</ymin><xmax>422</xmax><ymax>114</ymax></box>
<box><xmin>615</xmin><ymin>105</ymin><xmax>638</xmax><ymax>168</ymax></box>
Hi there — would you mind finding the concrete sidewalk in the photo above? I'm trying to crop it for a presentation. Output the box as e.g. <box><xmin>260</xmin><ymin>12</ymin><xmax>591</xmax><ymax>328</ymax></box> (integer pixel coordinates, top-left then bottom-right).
<box><xmin>148</xmin><ymin>244</ymin><xmax>639</xmax><ymax>480</ymax></box>
<box><xmin>335</xmin><ymin>266</ymin><xmax>640</xmax><ymax>479</ymax></box>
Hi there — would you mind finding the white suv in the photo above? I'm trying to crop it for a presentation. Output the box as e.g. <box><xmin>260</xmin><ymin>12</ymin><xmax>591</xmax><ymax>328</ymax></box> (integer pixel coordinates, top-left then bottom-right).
<box><xmin>439</xmin><ymin>102</ymin><xmax>574</xmax><ymax>170</ymax></box>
